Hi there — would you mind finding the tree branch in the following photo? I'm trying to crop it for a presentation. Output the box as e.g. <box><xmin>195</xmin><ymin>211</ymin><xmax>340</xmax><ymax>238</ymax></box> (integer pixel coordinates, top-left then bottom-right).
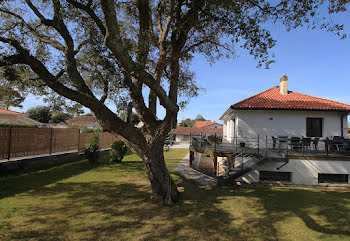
<box><xmin>0</xmin><ymin>36</ymin><xmax>146</xmax><ymax>148</ymax></box>
<box><xmin>100</xmin><ymin>0</ymin><xmax>178</xmax><ymax>113</ymax></box>
<box><xmin>122</xmin><ymin>71</ymin><xmax>157</xmax><ymax>128</ymax></box>
<box><xmin>136</xmin><ymin>0</ymin><xmax>151</xmax><ymax>67</ymax></box>
<box><xmin>66</xmin><ymin>0</ymin><xmax>106</xmax><ymax>36</ymax></box>
<box><xmin>0</xmin><ymin>9</ymin><xmax>65</xmax><ymax>52</ymax></box>
<box><xmin>24</xmin><ymin>0</ymin><xmax>93</xmax><ymax>96</ymax></box>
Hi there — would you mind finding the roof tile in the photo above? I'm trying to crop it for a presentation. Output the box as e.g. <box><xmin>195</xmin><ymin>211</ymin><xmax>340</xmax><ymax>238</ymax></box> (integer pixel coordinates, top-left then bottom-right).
<box><xmin>174</xmin><ymin>127</ymin><xmax>223</xmax><ymax>136</ymax></box>
<box><xmin>0</xmin><ymin>108</ymin><xmax>22</xmax><ymax>115</ymax></box>
<box><xmin>231</xmin><ymin>86</ymin><xmax>350</xmax><ymax>111</ymax></box>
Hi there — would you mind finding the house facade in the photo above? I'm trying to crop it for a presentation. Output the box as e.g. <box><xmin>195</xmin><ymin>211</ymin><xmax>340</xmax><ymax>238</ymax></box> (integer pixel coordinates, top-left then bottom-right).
<box><xmin>220</xmin><ymin>76</ymin><xmax>349</xmax><ymax>144</ymax></box>
<box><xmin>207</xmin><ymin>76</ymin><xmax>350</xmax><ymax>185</ymax></box>
<box><xmin>174</xmin><ymin>127</ymin><xmax>223</xmax><ymax>142</ymax></box>
<box><xmin>195</xmin><ymin>121</ymin><xmax>223</xmax><ymax>129</ymax></box>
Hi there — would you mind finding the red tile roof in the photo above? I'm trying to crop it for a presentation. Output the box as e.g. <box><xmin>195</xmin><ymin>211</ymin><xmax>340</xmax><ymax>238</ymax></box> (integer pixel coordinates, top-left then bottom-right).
<box><xmin>194</xmin><ymin>120</ymin><xmax>215</xmax><ymax>128</ymax></box>
<box><xmin>0</xmin><ymin>108</ymin><xmax>22</xmax><ymax>115</ymax></box>
<box><xmin>230</xmin><ymin>86</ymin><xmax>350</xmax><ymax>111</ymax></box>
<box><xmin>174</xmin><ymin>127</ymin><xmax>223</xmax><ymax>136</ymax></box>
<box><xmin>66</xmin><ymin>116</ymin><xmax>97</xmax><ymax>124</ymax></box>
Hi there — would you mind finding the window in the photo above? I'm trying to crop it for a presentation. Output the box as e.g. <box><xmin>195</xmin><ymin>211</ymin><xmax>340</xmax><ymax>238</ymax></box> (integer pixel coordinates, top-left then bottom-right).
<box><xmin>318</xmin><ymin>174</ymin><xmax>348</xmax><ymax>184</ymax></box>
<box><xmin>259</xmin><ymin>171</ymin><xmax>291</xmax><ymax>182</ymax></box>
<box><xmin>306</xmin><ymin>118</ymin><xmax>323</xmax><ymax>137</ymax></box>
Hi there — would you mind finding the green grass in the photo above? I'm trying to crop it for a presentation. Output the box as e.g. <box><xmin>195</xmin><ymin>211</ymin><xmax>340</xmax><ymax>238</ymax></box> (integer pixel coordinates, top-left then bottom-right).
<box><xmin>1</xmin><ymin>149</ymin><xmax>350</xmax><ymax>240</ymax></box>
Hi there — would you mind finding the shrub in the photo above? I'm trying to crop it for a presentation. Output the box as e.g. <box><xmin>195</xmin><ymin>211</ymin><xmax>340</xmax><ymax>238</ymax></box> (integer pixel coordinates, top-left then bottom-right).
<box><xmin>110</xmin><ymin>140</ymin><xmax>127</xmax><ymax>163</ymax></box>
<box><xmin>83</xmin><ymin>133</ymin><xmax>100</xmax><ymax>164</ymax></box>
<box><xmin>0</xmin><ymin>123</ymin><xmax>36</xmax><ymax>128</ymax></box>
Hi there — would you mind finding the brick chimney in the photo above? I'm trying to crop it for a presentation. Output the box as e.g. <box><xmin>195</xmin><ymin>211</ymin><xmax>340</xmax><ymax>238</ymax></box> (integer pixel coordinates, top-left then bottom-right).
<box><xmin>280</xmin><ymin>75</ymin><xmax>288</xmax><ymax>95</ymax></box>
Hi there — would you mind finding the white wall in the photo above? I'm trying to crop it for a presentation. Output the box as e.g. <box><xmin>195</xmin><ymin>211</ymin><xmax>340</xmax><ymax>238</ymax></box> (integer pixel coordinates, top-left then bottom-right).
<box><xmin>238</xmin><ymin>159</ymin><xmax>350</xmax><ymax>185</ymax></box>
<box><xmin>224</xmin><ymin>110</ymin><xmax>348</xmax><ymax>141</ymax></box>
<box><xmin>175</xmin><ymin>135</ymin><xmax>190</xmax><ymax>142</ymax></box>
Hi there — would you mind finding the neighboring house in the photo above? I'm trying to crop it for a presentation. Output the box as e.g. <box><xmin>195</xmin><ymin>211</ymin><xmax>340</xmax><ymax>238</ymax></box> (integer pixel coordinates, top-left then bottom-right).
<box><xmin>220</xmin><ymin>75</ymin><xmax>349</xmax><ymax>142</ymax></box>
<box><xmin>212</xmin><ymin>75</ymin><xmax>350</xmax><ymax>185</ymax></box>
<box><xmin>66</xmin><ymin>116</ymin><xmax>99</xmax><ymax>129</ymax></box>
<box><xmin>195</xmin><ymin>120</ymin><xmax>223</xmax><ymax>128</ymax></box>
<box><xmin>0</xmin><ymin>108</ymin><xmax>42</xmax><ymax>126</ymax></box>
<box><xmin>174</xmin><ymin>126</ymin><xmax>223</xmax><ymax>142</ymax></box>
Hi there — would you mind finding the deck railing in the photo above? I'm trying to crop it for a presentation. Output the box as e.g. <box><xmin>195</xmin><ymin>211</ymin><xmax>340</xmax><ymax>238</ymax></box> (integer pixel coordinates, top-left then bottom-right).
<box><xmin>190</xmin><ymin>133</ymin><xmax>350</xmax><ymax>158</ymax></box>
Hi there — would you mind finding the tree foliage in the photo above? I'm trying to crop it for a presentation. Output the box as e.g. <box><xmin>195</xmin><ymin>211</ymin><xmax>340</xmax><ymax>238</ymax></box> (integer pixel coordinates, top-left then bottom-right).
<box><xmin>0</xmin><ymin>83</ymin><xmax>25</xmax><ymax>109</ymax></box>
<box><xmin>65</xmin><ymin>102</ymin><xmax>85</xmax><ymax>117</ymax></box>
<box><xmin>179</xmin><ymin>118</ymin><xmax>195</xmax><ymax>127</ymax></box>
<box><xmin>26</xmin><ymin>106</ymin><xmax>52</xmax><ymax>123</ymax></box>
<box><xmin>195</xmin><ymin>114</ymin><xmax>206</xmax><ymax>121</ymax></box>
<box><xmin>0</xmin><ymin>0</ymin><xmax>347</xmax><ymax>204</ymax></box>
<box><xmin>50</xmin><ymin>111</ymin><xmax>72</xmax><ymax>123</ymax></box>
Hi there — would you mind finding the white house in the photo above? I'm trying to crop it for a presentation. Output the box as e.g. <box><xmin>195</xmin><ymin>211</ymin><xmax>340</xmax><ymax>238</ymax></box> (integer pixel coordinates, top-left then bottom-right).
<box><xmin>220</xmin><ymin>75</ymin><xmax>349</xmax><ymax>143</ymax></box>
<box><xmin>214</xmin><ymin>76</ymin><xmax>350</xmax><ymax>185</ymax></box>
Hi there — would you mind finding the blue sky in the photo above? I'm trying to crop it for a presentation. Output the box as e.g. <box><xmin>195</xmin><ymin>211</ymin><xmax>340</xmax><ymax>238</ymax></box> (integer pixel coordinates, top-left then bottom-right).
<box><xmin>12</xmin><ymin>10</ymin><xmax>350</xmax><ymax>123</ymax></box>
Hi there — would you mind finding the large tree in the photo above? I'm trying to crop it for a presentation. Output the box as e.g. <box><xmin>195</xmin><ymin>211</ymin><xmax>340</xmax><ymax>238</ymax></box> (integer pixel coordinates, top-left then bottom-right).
<box><xmin>0</xmin><ymin>0</ymin><xmax>347</xmax><ymax>204</ymax></box>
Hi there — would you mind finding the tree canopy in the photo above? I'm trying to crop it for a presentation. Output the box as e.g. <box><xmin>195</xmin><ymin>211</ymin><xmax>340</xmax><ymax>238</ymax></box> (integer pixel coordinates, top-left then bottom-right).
<box><xmin>26</xmin><ymin>106</ymin><xmax>52</xmax><ymax>123</ymax></box>
<box><xmin>0</xmin><ymin>0</ymin><xmax>348</xmax><ymax>204</ymax></box>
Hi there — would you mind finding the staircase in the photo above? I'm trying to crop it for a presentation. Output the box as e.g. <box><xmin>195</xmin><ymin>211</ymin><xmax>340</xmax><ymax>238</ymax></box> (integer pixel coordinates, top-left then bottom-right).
<box><xmin>218</xmin><ymin>154</ymin><xmax>269</xmax><ymax>185</ymax></box>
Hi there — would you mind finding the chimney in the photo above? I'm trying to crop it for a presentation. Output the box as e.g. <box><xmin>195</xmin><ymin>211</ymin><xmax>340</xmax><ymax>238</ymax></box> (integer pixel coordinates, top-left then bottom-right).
<box><xmin>280</xmin><ymin>75</ymin><xmax>288</xmax><ymax>95</ymax></box>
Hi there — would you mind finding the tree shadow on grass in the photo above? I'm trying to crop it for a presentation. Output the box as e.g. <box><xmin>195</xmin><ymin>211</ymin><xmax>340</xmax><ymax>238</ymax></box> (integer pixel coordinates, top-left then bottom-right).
<box><xmin>4</xmin><ymin>178</ymin><xmax>248</xmax><ymax>240</ymax></box>
<box><xmin>253</xmin><ymin>187</ymin><xmax>350</xmax><ymax>237</ymax></box>
<box><xmin>0</xmin><ymin>154</ymin><xmax>113</xmax><ymax>199</ymax></box>
<box><xmin>222</xmin><ymin>185</ymin><xmax>350</xmax><ymax>238</ymax></box>
<box><xmin>2</xmin><ymin>156</ymin><xmax>350</xmax><ymax>240</ymax></box>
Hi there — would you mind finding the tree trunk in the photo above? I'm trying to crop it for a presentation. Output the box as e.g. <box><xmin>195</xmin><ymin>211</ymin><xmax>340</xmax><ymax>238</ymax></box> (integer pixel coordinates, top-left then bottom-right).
<box><xmin>141</xmin><ymin>141</ymin><xmax>179</xmax><ymax>204</ymax></box>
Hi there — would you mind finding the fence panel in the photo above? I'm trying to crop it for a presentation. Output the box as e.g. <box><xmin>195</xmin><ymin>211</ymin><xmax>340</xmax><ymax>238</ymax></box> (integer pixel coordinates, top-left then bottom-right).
<box><xmin>10</xmin><ymin>128</ymin><xmax>51</xmax><ymax>158</ymax></box>
<box><xmin>79</xmin><ymin>133</ymin><xmax>94</xmax><ymax>151</ymax></box>
<box><xmin>52</xmin><ymin>128</ymin><xmax>79</xmax><ymax>153</ymax></box>
<box><xmin>100</xmin><ymin>132</ymin><xmax>115</xmax><ymax>149</ymax></box>
<box><xmin>0</xmin><ymin>127</ymin><xmax>116</xmax><ymax>161</ymax></box>
<box><xmin>0</xmin><ymin>128</ymin><xmax>10</xmax><ymax>160</ymax></box>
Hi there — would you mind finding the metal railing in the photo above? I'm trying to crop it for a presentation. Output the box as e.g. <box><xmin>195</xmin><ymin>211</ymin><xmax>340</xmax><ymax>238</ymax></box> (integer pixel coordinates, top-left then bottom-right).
<box><xmin>190</xmin><ymin>133</ymin><xmax>350</xmax><ymax>158</ymax></box>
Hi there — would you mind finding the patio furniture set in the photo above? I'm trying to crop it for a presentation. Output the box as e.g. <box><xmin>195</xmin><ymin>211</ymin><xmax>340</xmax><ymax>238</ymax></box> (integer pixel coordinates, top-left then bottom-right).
<box><xmin>271</xmin><ymin>136</ymin><xmax>350</xmax><ymax>153</ymax></box>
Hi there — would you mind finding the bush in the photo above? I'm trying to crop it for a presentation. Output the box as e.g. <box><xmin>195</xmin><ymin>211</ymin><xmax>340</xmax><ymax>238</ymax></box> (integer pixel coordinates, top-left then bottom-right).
<box><xmin>0</xmin><ymin>123</ymin><xmax>36</xmax><ymax>128</ymax></box>
<box><xmin>110</xmin><ymin>140</ymin><xmax>127</xmax><ymax>163</ymax></box>
<box><xmin>83</xmin><ymin>133</ymin><xmax>100</xmax><ymax>164</ymax></box>
<box><xmin>81</xmin><ymin>127</ymin><xmax>100</xmax><ymax>133</ymax></box>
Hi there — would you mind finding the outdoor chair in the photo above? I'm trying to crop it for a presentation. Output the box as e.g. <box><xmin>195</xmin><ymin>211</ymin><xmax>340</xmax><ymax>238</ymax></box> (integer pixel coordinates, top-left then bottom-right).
<box><xmin>333</xmin><ymin>136</ymin><xmax>345</xmax><ymax>151</ymax></box>
<box><xmin>342</xmin><ymin>139</ymin><xmax>350</xmax><ymax>152</ymax></box>
<box><xmin>278</xmin><ymin>136</ymin><xmax>288</xmax><ymax>150</ymax></box>
<box><xmin>302</xmin><ymin>137</ymin><xmax>311</xmax><ymax>151</ymax></box>
<box><xmin>290</xmin><ymin>137</ymin><xmax>301</xmax><ymax>151</ymax></box>
<box><xmin>312</xmin><ymin>137</ymin><xmax>320</xmax><ymax>151</ymax></box>
<box><xmin>271</xmin><ymin>136</ymin><xmax>277</xmax><ymax>150</ymax></box>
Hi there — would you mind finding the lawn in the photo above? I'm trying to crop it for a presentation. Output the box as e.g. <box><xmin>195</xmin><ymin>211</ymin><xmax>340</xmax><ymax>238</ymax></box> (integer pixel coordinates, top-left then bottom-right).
<box><xmin>1</xmin><ymin>149</ymin><xmax>350</xmax><ymax>240</ymax></box>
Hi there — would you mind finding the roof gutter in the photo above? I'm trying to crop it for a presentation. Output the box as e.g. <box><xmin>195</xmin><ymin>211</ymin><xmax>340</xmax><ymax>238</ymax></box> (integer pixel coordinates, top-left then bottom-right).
<box><xmin>230</xmin><ymin>107</ymin><xmax>350</xmax><ymax>112</ymax></box>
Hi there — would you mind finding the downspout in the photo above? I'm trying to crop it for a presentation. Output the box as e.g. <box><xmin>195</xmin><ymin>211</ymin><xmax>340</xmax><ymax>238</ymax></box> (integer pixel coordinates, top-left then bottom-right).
<box><xmin>340</xmin><ymin>113</ymin><xmax>346</xmax><ymax>137</ymax></box>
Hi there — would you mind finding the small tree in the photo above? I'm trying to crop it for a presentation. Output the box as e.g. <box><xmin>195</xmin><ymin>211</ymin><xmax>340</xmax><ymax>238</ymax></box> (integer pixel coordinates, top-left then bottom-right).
<box><xmin>26</xmin><ymin>106</ymin><xmax>52</xmax><ymax>123</ymax></box>
<box><xmin>66</xmin><ymin>102</ymin><xmax>85</xmax><ymax>117</ymax></box>
<box><xmin>195</xmin><ymin>114</ymin><xmax>206</xmax><ymax>121</ymax></box>
<box><xmin>179</xmin><ymin>118</ymin><xmax>195</xmax><ymax>127</ymax></box>
<box><xmin>110</xmin><ymin>140</ymin><xmax>127</xmax><ymax>163</ymax></box>
<box><xmin>50</xmin><ymin>112</ymin><xmax>72</xmax><ymax>123</ymax></box>
<box><xmin>83</xmin><ymin>132</ymin><xmax>100</xmax><ymax>164</ymax></box>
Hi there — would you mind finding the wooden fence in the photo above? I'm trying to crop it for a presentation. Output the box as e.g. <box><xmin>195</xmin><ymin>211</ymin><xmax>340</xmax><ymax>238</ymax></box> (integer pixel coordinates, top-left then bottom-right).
<box><xmin>0</xmin><ymin>127</ymin><xmax>116</xmax><ymax>160</ymax></box>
